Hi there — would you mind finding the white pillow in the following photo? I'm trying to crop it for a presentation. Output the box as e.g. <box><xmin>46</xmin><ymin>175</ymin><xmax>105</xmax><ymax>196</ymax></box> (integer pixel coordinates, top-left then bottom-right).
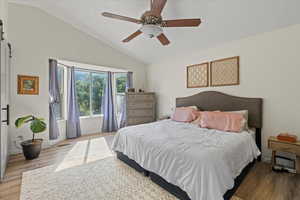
<box><xmin>187</xmin><ymin>106</ymin><xmax>198</xmax><ymax>110</ymax></box>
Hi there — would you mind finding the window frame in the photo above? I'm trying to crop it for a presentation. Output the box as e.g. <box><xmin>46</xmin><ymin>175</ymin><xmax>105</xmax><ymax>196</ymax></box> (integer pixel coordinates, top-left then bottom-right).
<box><xmin>74</xmin><ymin>68</ymin><xmax>108</xmax><ymax>118</ymax></box>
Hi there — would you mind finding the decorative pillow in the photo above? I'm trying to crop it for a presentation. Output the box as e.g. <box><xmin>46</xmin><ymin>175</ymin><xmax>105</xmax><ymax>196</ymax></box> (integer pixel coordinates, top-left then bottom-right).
<box><xmin>187</xmin><ymin>106</ymin><xmax>198</xmax><ymax>110</ymax></box>
<box><xmin>190</xmin><ymin>111</ymin><xmax>203</xmax><ymax>125</ymax></box>
<box><xmin>191</xmin><ymin>110</ymin><xmax>223</xmax><ymax>126</ymax></box>
<box><xmin>200</xmin><ymin>111</ymin><xmax>245</xmax><ymax>133</ymax></box>
<box><xmin>226</xmin><ymin>110</ymin><xmax>249</xmax><ymax>130</ymax></box>
<box><xmin>171</xmin><ymin>107</ymin><xmax>199</xmax><ymax>122</ymax></box>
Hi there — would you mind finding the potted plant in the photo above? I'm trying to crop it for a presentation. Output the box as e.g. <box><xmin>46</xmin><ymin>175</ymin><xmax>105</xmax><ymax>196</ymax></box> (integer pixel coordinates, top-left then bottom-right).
<box><xmin>15</xmin><ymin>115</ymin><xmax>47</xmax><ymax>160</ymax></box>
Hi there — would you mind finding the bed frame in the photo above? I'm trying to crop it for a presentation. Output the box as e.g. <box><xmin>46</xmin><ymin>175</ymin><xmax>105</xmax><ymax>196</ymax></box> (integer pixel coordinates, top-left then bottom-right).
<box><xmin>117</xmin><ymin>91</ymin><xmax>263</xmax><ymax>200</ymax></box>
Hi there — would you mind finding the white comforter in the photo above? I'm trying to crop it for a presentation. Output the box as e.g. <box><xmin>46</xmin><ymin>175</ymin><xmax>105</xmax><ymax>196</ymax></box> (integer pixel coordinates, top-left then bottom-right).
<box><xmin>111</xmin><ymin>120</ymin><xmax>260</xmax><ymax>200</ymax></box>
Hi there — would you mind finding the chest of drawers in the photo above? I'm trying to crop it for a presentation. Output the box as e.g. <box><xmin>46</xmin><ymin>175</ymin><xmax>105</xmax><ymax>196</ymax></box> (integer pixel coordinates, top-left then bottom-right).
<box><xmin>125</xmin><ymin>92</ymin><xmax>156</xmax><ymax>126</ymax></box>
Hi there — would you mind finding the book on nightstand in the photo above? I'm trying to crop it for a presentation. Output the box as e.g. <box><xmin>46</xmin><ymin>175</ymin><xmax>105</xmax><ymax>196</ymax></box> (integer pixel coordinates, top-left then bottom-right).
<box><xmin>277</xmin><ymin>133</ymin><xmax>297</xmax><ymax>143</ymax></box>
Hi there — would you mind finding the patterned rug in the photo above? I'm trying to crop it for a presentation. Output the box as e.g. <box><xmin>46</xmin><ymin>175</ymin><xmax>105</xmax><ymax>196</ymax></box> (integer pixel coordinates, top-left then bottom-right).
<box><xmin>21</xmin><ymin>143</ymin><xmax>242</xmax><ymax>200</ymax></box>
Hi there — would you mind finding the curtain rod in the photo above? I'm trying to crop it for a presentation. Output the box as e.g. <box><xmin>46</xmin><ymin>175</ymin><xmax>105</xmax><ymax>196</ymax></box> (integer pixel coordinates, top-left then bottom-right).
<box><xmin>57</xmin><ymin>62</ymin><xmax>129</xmax><ymax>73</ymax></box>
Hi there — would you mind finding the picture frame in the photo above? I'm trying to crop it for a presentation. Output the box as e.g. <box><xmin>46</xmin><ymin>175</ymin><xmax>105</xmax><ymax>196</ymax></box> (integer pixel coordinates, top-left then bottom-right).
<box><xmin>187</xmin><ymin>62</ymin><xmax>209</xmax><ymax>88</ymax></box>
<box><xmin>18</xmin><ymin>75</ymin><xmax>39</xmax><ymax>95</ymax></box>
<box><xmin>210</xmin><ymin>56</ymin><xmax>239</xmax><ymax>87</ymax></box>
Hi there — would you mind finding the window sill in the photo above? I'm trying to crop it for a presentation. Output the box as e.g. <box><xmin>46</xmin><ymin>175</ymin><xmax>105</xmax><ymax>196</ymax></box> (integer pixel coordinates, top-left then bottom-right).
<box><xmin>57</xmin><ymin>119</ymin><xmax>66</xmax><ymax>123</ymax></box>
<box><xmin>80</xmin><ymin>115</ymin><xmax>103</xmax><ymax>119</ymax></box>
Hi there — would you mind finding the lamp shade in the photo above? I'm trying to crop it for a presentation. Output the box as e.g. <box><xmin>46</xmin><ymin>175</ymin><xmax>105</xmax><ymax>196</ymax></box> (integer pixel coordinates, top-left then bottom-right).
<box><xmin>140</xmin><ymin>25</ymin><xmax>163</xmax><ymax>38</ymax></box>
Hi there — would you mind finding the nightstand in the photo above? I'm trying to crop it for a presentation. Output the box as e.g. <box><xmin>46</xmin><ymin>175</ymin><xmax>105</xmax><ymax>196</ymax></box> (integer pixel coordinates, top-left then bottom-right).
<box><xmin>268</xmin><ymin>136</ymin><xmax>300</xmax><ymax>174</ymax></box>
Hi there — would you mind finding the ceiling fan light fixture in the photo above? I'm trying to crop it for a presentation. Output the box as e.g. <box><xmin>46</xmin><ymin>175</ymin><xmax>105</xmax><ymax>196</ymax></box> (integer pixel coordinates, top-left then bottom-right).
<box><xmin>140</xmin><ymin>24</ymin><xmax>163</xmax><ymax>38</ymax></box>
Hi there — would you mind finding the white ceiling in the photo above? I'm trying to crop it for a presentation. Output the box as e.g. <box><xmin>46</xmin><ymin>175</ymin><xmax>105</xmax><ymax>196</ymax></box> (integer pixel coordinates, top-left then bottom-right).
<box><xmin>10</xmin><ymin>0</ymin><xmax>300</xmax><ymax>64</ymax></box>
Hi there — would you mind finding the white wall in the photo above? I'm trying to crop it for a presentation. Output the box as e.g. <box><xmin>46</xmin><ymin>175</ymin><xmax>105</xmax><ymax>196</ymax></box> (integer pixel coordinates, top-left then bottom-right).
<box><xmin>8</xmin><ymin>3</ymin><xmax>147</xmax><ymax>154</ymax></box>
<box><xmin>0</xmin><ymin>0</ymin><xmax>8</xmax><ymax>39</ymax></box>
<box><xmin>0</xmin><ymin>0</ymin><xmax>8</xmax><ymax>179</ymax></box>
<box><xmin>147</xmin><ymin>24</ymin><xmax>300</xmax><ymax>161</ymax></box>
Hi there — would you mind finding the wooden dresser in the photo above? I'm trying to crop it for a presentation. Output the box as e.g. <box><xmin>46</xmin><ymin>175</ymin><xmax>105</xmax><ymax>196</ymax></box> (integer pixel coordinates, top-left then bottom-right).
<box><xmin>268</xmin><ymin>136</ymin><xmax>300</xmax><ymax>173</ymax></box>
<box><xmin>125</xmin><ymin>92</ymin><xmax>156</xmax><ymax>126</ymax></box>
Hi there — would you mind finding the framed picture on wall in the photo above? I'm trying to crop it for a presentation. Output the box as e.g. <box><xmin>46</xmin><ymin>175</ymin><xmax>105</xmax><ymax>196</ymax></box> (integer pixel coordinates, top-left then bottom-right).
<box><xmin>210</xmin><ymin>56</ymin><xmax>239</xmax><ymax>87</ymax></box>
<box><xmin>187</xmin><ymin>62</ymin><xmax>209</xmax><ymax>88</ymax></box>
<box><xmin>18</xmin><ymin>75</ymin><xmax>39</xmax><ymax>95</ymax></box>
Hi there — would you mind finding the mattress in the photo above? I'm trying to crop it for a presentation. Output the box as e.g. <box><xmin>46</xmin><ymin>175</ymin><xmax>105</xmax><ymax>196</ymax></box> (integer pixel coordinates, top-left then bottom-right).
<box><xmin>111</xmin><ymin>120</ymin><xmax>260</xmax><ymax>200</ymax></box>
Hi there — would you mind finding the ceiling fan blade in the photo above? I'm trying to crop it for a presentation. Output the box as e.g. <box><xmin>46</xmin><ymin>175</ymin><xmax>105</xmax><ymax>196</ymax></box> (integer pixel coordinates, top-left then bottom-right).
<box><xmin>122</xmin><ymin>30</ymin><xmax>142</xmax><ymax>43</ymax></box>
<box><xmin>157</xmin><ymin>33</ymin><xmax>170</xmax><ymax>46</ymax></box>
<box><xmin>151</xmin><ymin>0</ymin><xmax>167</xmax><ymax>16</ymax></box>
<box><xmin>102</xmin><ymin>12</ymin><xmax>141</xmax><ymax>24</ymax></box>
<box><xmin>163</xmin><ymin>19</ymin><xmax>201</xmax><ymax>27</ymax></box>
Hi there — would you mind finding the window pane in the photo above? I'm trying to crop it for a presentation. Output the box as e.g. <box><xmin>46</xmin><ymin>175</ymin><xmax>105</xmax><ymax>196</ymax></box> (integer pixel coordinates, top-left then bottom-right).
<box><xmin>115</xmin><ymin>73</ymin><xmax>127</xmax><ymax>93</ymax></box>
<box><xmin>75</xmin><ymin>70</ymin><xmax>91</xmax><ymax>116</ymax></box>
<box><xmin>115</xmin><ymin>73</ymin><xmax>127</xmax><ymax>115</ymax></box>
<box><xmin>116</xmin><ymin>93</ymin><xmax>125</xmax><ymax>116</ymax></box>
<box><xmin>92</xmin><ymin>72</ymin><xmax>107</xmax><ymax>115</ymax></box>
<box><xmin>57</xmin><ymin>67</ymin><xmax>64</xmax><ymax>92</ymax></box>
<box><xmin>54</xmin><ymin>66</ymin><xmax>64</xmax><ymax>119</ymax></box>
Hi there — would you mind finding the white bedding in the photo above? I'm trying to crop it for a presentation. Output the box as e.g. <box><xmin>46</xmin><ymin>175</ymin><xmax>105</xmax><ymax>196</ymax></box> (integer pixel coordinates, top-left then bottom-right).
<box><xmin>111</xmin><ymin>120</ymin><xmax>260</xmax><ymax>200</ymax></box>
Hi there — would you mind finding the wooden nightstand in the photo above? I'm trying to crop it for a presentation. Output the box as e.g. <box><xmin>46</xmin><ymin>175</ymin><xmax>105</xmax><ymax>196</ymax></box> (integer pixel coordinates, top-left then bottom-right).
<box><xmin>268</xmin><ymin>136</ymin><xmax>300</xmax><ymax>174</ymax></box>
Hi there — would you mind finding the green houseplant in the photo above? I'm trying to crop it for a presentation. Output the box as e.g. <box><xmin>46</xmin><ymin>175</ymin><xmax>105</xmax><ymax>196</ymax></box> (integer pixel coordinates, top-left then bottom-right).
<box><xmin>15</xmin><ymin>115</ymin><xmax>47</xmax><ymax>160</ymax></box>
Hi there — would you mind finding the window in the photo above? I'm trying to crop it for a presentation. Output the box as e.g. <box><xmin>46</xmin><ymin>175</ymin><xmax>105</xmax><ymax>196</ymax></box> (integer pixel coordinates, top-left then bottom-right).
<box><xmin>54</xmin><ymin>66</ymin><xmax>64</xmax><ymax>119</ymax></box>
<box><xmin>92</xmin><ymin>73</ymin><xmax>107</xmax><ymax>115</ymax></box>
<box><xmin>75</xmin><ymin>70</ymin><xmax>107</xmax><ymax>117</ymax></box>
<box><xmin>115</xmin><ymin>73</ymin><xmax>127</xmax><ymax>115</ymax></box>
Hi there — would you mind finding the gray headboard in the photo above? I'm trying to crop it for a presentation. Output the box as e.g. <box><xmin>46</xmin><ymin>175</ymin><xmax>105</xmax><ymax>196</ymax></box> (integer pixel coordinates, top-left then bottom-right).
<box><xmin>176</xmin><ymin>91</ymin><xmax>263</xmax><ymax>128</ymax></box>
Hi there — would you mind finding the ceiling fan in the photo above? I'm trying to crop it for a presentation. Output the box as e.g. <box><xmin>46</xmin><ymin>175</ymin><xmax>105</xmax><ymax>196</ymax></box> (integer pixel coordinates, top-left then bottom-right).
<box><xmin>102</xmin><ymin>0</ymin><xmax>201</xmax><ymax>46</ymax></box>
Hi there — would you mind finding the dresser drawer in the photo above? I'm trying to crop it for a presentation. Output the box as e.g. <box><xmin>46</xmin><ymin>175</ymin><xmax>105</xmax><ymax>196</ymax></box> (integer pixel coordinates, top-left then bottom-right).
<box><xmin>268</xmin><ymin>141</ymin><xmax>300</xmax><ymax>155</ymax></box>
<box><xmin>127</xmin><ymin>117</ymin><xmax>154</xmax><ymax>126</ymax></box>
<box><xmin>127</xmin><ymin>94</ymin><xmax>155</xmax><ymax>102</ymax></box>
<box><xmin>127</xmin><ymin>102</ymin><xmax>154</xmax><ymax>109</ymax></box>
<box><xmin>127</xmin><ymin>109</ymin><xmax>154</xmax><ymax>117</ymax></box>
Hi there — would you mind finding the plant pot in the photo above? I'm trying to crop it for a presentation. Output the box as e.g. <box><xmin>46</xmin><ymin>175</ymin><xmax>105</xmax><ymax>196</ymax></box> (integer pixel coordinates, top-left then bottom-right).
<box><xmin>21</xmin><ymin>139</ymin><xmax>43</xmax><ymax>160</ymax></box>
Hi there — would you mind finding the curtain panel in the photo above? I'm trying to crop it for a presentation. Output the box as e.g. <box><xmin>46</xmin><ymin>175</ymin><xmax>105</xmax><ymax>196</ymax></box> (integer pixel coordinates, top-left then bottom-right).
<box><xmin>119</xmin><ymin>72</ymin><xmax>133</xmax><ymax>128</ymax></box>
<box><xmin>66</xmin><ymin>67</ymin><xmax>82</xmax><ymax>138</ymax></box>
<box><xmin>102</xmin><ymin>72</ymin><xmax>118</xmax><ymax>132</ymax></box>
<box><xmin>49</xmin><ymin>59</ymin><xmax>60</xmax><ymax>140</ymax></box>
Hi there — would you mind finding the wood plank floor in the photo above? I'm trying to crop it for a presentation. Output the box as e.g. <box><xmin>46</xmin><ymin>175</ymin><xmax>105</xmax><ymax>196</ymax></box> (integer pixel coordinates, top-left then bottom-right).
<box><xmin>0</xmin><ymin>133</ymin><xmax>299</xmax><ymax>200</ymax></box>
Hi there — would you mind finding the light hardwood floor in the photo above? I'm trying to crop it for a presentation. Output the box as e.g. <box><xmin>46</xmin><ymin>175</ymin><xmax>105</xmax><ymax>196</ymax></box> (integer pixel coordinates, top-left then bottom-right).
<box><xmin>0</xmin><ymin>133</ymin><xmax>299</xmax><ymax>200</ymax></box>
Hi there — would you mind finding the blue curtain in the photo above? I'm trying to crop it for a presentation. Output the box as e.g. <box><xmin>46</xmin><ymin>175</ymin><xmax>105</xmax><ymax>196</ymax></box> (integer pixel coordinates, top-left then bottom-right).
<box><xmin>119</xmin><ymin>72</ymin><xmax>133</xmax><ymax>128</ymax></box>
<box><xmin>102</xmin><ymin>72</ymin><xmax>118</xmax><ymax>132</ymax></box>
<box><xmin>66</xmin><ymin>67</ymin><xmax>81</xmax><ymax>138</ymax></box>
<box><xmin>49</xmin><ymin>59</ymin><xmax>60</xmax><ymax>140</ymax></box>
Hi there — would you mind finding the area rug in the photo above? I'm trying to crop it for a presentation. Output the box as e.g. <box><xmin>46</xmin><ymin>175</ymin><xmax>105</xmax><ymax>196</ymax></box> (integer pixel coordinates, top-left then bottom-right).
<box><xmin>21</xmin><ymin>153</ymin><xmax>242</xmax><ymax>200</ymax></box>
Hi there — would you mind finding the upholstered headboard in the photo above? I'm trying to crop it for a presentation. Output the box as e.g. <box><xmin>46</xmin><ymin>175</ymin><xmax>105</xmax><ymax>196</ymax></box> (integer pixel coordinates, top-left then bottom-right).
<box><xmin>176</xmin><ymin>91</ymin><xmax>263</xmax><ymax>159</ymax></box>
<box><xmin>176</xmin><ymin>91</ymin><xmax>263</xmax><ymax>128</ymax></box>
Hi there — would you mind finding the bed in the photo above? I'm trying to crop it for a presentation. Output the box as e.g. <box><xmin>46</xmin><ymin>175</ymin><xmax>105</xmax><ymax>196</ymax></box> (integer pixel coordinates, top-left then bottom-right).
<box><xmin>112</xmin><ymin>91</ymin><xmax>263</xmax><ymax>200</ymax></box>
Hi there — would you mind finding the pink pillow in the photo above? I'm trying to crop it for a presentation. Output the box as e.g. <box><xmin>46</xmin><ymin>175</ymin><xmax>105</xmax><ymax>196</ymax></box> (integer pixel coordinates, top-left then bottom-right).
<box><xmin>171</xmin><ymin>107</ymin><xmax>199</xmax><ymax>122</ymax></box>
<box><xmin>191</xmin><ymin>111</ymin><xmax>203</xmax><ymax>125</ymax></box>
<box><xmin>200</xmin><ymin>111</ymin><xmax>245</xmax><ymax>133</ymax></box>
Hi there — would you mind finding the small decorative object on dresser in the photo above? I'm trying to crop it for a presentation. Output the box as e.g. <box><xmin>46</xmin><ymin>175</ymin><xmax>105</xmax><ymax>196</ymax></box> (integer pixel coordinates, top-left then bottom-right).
<box><xmin>127</xmin><ymin>88</ymin><xmax>135</xmax><ymax>92</ymax></box>
<box><xmin>268</xmin><ymin>136</ymin><xmax>300</xmax><ymax>174</ymax></box>
<box><xmin>18</xmin><ymin>75</ymin><xmax>39</xmax><ymax>95</ymax></box>
<box><xmin>158</xmin><ymin>115</ymin><xmax>170</xmax><ymax>121</ymax></box>
<box><xmin>125</xmin><ymin>92</ymin><xmax>156</xmax><ymax>126</ymax></box>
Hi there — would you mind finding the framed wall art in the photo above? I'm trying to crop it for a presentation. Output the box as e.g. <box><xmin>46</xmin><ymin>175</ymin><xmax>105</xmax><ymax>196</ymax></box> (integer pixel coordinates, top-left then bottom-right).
<box><xmin>18</xmin><ymin>75</ymin><xmax>39</xmax><ymax>95</ymax></box>
<box><xmin>187</xmin><ymin>62</ymin><xmax>209</xmax><ymax>88</ymax></box>
<box><xmin>210</xmin><ymin>56</ymin><xmax>239</xmax><ymax>87</ymax></box>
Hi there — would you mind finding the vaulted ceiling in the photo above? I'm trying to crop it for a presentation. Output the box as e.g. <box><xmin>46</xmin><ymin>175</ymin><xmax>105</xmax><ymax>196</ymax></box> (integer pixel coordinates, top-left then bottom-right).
<box><xmin>10</xmin><ymin>0</ymin><xmax>300</xmax><ymax>64</ymax></box>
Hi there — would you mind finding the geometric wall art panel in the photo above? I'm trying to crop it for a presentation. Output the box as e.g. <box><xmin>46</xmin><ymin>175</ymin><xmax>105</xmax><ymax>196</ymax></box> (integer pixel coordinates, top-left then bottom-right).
<box><xmin>187</xmin><ymin>62</ymin><xmax>209</xmax><ymax>88</ymax></box>
<box><xmin>210</xmin><ymin>56</ymin><xmax>239</xmax><ymax>87</ymax></box>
